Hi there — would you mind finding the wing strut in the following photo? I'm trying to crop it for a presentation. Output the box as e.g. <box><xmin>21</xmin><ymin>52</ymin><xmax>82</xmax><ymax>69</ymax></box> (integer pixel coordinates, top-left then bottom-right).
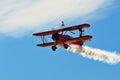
<box><xmin>41</xmin><ymin>36</ymin><xmax>47</xmax><ymax>44</ymax></box>
<box><xmin>79</xmin><ymin>28</ymin><xmax>84</xmax><ymax>37</ymax></box>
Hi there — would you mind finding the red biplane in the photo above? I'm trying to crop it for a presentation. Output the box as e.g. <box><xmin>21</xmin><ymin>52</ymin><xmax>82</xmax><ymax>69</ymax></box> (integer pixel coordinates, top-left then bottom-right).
<box><xmin>33</xmin><ymin>22</ymin><xmax>92</xmax><ymax>51</ymax></box>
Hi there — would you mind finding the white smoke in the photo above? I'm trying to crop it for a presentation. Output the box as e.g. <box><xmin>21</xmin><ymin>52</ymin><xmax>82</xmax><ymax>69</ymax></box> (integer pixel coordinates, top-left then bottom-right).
<box><xmin>67</xmin><ymin>45</ymin><xmax>120</xmax><ymax>64</ymax></box>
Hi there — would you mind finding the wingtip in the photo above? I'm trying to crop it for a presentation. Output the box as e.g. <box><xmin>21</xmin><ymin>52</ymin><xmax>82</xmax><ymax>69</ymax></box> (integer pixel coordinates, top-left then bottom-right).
<box><xmin>32</xmin><ymin>33</ymin><xmax>36</xmax><ymax>36</ymax></box>
<box><xmin>37</xmin><ymin>44</ymin><xmax>40</xmax><ymax>46</ymax></box>
<box><xmin>32</xmin><ymin>33</ymin><xmax>39</xmax><ymax>36</ymax></box>
<box><xmin>83</xmin><ymin>24</ymin><xmax>90</xmax><ymax>27</ymax></box>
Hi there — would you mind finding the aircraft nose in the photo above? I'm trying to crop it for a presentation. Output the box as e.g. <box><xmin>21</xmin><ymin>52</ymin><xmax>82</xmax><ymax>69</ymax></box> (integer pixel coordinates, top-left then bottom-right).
<box><xmin>52</xmin><ymin>33</ymin><xmax>59</xmax><ymax>41</ymax></box>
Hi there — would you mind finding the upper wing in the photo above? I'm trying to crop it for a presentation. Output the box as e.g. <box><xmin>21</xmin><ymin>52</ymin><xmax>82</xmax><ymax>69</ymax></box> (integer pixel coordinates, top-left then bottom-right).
<box><xmin>65</xmin><ymin>35</ymin><xmax>92</xmax><ymax>43</ymax></box>
<box><xmin>37</xmin><ymin>42</ymin><xmax>55</xmax><ymax>47</ymax></box>
<box><xmin>33</xmin><ymin>24</ymin><xmax>90</xmax><ymax>36</ymax></box>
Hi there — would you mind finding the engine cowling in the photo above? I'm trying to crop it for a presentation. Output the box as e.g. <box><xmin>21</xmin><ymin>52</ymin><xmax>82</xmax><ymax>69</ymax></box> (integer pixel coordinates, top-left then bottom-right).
<box><xmin>52</xmin><ymin>33</ymin><xmax>59</xmax><ymax>41</ymax></box>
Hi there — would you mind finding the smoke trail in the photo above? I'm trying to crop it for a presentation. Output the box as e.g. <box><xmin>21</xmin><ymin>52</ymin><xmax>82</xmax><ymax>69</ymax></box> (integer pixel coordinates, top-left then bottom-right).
<box><xmin>67</xmin><ymin>45</ymin><xmax>120</xmax><ymax>64</ymax></box>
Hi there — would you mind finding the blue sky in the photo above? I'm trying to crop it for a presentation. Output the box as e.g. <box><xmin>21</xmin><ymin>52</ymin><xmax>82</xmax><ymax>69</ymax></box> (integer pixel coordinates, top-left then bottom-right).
<box><xmin>0</xmin><ymin>0</ymin><xmax>120</xmax><ymax>80</ymax></box>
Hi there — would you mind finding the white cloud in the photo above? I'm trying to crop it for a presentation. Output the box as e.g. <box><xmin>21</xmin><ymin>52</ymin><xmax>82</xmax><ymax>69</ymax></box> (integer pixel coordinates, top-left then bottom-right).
<box><xmin>0</xmin><ymin>0</ymin><xmax>113</xmax><ymax>37</ymax></box>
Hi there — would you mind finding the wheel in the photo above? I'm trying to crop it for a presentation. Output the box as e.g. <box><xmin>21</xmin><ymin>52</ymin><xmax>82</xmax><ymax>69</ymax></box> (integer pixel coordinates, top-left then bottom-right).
<box><xmin>64</xmin><ymin>44</ymin><xmax>69</xmax><ymax>49</ymax></box>
<box><xmin>52</xmin><ymin>46</ymin><xmax>57</xmax><ymax>51</ymax></box>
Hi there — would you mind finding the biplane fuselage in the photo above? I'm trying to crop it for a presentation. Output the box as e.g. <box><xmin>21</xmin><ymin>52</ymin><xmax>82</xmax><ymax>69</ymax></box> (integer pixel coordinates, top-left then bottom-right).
<box><xmin>33</xmin><ymin>23</ymin><xmax>92</xmax><ymax>51</ymax></box>
<box><xmin>53</xmin><ymin>34</ymin><xmax>83</xmax><ymax>46</ymax></box>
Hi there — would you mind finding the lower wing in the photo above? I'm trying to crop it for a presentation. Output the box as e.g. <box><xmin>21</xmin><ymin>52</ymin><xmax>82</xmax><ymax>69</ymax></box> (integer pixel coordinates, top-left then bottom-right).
<box><xmin>37</xmin><ymin>42</ymin><xmax>55</xmax><ymax>47</ymax></box>
<box><xmin>36</xmin><ymin>35</ymin><xmax>92</xmax><ymax>47</ymax></box>
<box><xmin>65</xmin><ymin>35</ymin><xmax>92</xmax><ymax>44</ymax></box>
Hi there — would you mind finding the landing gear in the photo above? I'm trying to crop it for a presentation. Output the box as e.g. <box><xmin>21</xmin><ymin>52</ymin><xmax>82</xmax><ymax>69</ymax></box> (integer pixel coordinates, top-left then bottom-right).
<box><xmin>64</xmin><ymin>44</ymin><xmax>69</xmax><ymax>49</ymax></box>
<box><xmin>52</xmin><ymin>46</ymin><xmax>57</xmax><ymax>51</ymax></box>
